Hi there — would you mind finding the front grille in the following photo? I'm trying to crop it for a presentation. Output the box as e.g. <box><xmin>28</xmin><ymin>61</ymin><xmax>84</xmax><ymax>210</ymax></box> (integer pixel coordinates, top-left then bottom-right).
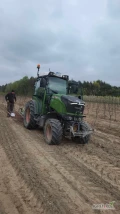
<box><xmin>66</xmin><ymin>104</ymin><xmax>84</xmax><ymax>114</ymax></box>
<box><xmin>61</xmin><ymin>97</ymin><xmax>84</xmax><ymax>114</ymax></box>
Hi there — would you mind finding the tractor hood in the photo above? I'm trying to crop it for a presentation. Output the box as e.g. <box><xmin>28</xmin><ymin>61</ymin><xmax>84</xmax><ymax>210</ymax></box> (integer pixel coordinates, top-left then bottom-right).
<box><xmin>61</xmin><ymin>95</ymin><xmax>85</xmax><ymax>114</ymax></box>
<box><xmin>50</xmin><ymin>94</ymin><xmax>85</xmax><ymax>115</ymax></box>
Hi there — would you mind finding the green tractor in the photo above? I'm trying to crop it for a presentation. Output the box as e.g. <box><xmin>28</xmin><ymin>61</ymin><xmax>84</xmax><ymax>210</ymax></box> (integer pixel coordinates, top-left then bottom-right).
<box><xmin>23</xmin><ymin>64</ymin><xmax>93</xmax><ymax>145</ymax></box>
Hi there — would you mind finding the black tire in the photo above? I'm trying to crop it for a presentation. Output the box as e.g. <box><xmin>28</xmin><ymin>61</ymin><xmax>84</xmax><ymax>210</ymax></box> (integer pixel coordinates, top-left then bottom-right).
<box><xmin>44</xmin><ymin>119</ymin><xmax>62</xmax><ymax>145</ymax></box>
<box><xmin>24</xmin><ymin>100</ymin><xmax>36</xmax><ymax>129</ymax></box>
<box><xmin>80</xmin><ymin>121</ymin><xmax>92</xmax><ymax>144</ymax></box>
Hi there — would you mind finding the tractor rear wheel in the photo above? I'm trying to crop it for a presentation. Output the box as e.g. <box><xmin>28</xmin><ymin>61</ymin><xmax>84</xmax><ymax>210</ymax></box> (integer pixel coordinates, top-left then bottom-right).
<box><xmin>24</xmin><ymin>100</ymin><xmax>36</xmax><ymax>129</ymax></box>
<box><xmin>44</xmin><ymin>119</ymin><xmax>62</xmax><ymax>145</ymax></box>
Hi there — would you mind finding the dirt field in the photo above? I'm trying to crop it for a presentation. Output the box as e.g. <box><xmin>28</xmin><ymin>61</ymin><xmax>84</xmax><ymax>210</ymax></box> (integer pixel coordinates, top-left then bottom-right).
<box><xmin>0</xmin><ymin>96</ymin><xmax>120</xmax><ymax>214</ymax></box>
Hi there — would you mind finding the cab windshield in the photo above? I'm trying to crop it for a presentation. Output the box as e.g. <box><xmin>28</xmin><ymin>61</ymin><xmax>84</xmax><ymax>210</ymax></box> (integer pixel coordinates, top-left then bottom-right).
<box><xmin>48</xmin><ymin>77</ymin><xmax>67</xmax><ymax>94</ymax></box>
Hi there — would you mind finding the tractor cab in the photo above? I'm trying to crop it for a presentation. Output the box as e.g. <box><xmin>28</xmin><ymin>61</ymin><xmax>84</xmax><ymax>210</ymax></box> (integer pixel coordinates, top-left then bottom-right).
<box><xmin>34</xmin><ymin>65</ymin><xmax>82</xmax><ymax>98</ymax></box>
<box><xmin>34</xmin><ymin>65</ymin><xmax>69</xmax><ymax>98</ymax></box>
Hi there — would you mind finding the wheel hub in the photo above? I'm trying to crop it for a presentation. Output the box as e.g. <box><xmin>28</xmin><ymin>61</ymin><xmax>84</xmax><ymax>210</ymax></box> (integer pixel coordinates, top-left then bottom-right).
<box><xmin>26</xmin><ymin>108</ymin><xmax>30</xmax><ymax>123</ymax></box>
<box><xmin>46</xmin><ymin>124</ymin><xmax>52</xmax><ymax>141</ymax></box>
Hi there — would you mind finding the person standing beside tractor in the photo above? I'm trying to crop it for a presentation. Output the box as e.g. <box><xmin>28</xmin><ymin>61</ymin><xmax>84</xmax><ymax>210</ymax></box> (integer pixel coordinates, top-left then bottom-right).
<box><xmin>5</xmin><ymin>90</ymin><xmax>16</xmax><ymax>117</ymax></box>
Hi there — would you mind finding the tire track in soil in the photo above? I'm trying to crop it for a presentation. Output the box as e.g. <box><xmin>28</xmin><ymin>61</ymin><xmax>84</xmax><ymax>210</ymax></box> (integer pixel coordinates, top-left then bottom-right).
<box><xmin>86</xmin><ymin>117</ymin><xmax>120</xmax><ymax>137</ymax></box>
<box><xmin>0</xmin><ymin>127</ymin><xmax>73</xmax><ymax>214</ymax></box>
<box><xmin>95</xmin><ymin>130</ymin><xmax>120</xmax><ymax>145</ymax></box>
<box><xmin>11</xmin><ymin>121</ymin><xmax>120</xmax><ymax>213</ymax></box>
<box><xmin>16</xmin><ymin>111</ymin><xmax>120</xmax><ymax>167</ymax></box>
<box><xmin>92</xmin><ymin>133</ymin><xmax>120</xmax><ymax>159</ymax></box>
<box><xmin>28</xmin><ymin>127</ymin><xmax>120</xmax><ymax>200</ymax></box>
<box><xmin>0</xmin><ymin>108</ymin><xmax>45</xmax><ymax>214</ymax></box>
<box><xmin>33</xmin><ymin>131</ymin><xmax>120</xmax><ymax>203</ymax></box>
<box><xmin>0</xmin><ymin>113</ymin><xmax>92</xmax><ymax>213</ymax></box>
<box><xmin>0</xmin><ymin>145</ymin><xmax>42</xmax><ymax>214</ymax></box>
<box><xmin>14</xmin><ymin>110</ymin><xmax>119</xmax><ymax>212</ymax></box>
<box><xmin>0</xmin><ymin>201</ymin><xmax>7</xmax><ymax>214</ymax></box>
<box><xmin>81</xmin><ymin>141</ymin><xmax>120</xmax><ymax>168</ymax></box>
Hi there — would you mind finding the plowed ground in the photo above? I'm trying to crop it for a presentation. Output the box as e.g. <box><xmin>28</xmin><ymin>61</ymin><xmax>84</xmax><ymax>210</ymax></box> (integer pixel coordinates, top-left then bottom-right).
<box><xmin>0</xmin><ymin>99</ymin><xmax>120</xmax><ymax>214</ymax></box>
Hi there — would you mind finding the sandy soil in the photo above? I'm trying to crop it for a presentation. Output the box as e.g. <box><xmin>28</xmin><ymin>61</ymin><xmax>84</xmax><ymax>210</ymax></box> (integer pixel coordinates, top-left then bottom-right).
<box><xmin>0</xmin><ymin>99</ymin><xmax>120</xmax><ymax>214</ymax></box>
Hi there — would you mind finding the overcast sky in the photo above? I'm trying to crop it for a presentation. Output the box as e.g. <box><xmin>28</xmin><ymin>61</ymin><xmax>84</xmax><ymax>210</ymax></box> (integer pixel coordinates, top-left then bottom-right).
<box><xmin>0</xmin><ymin>0</ymin><xmax>120</xmax><ymax>86</ymax></box>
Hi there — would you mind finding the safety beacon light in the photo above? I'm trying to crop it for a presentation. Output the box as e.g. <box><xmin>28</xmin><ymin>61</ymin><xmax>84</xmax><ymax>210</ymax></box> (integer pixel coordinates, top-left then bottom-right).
<box><xmin>37</xmin><ymin>64</ymin><xmax>40</xmax><ymax>77</ymax></box>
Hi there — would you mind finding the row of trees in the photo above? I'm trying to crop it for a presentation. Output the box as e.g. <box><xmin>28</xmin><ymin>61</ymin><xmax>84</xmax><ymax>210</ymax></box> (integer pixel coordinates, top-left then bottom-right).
<box><xmin>78</xmin><ymin>80</ymin><xmax>120</xmax><ymax>96</ymax></box>
<box><xmin>0</xmin><ymin>76</ymin><xmax>35</xmax><ymax>96</ymax></box>
<box><xmin>0</xmin><ymin>76</ymin><xmax>120</xmax><ymax>97</ymax></box>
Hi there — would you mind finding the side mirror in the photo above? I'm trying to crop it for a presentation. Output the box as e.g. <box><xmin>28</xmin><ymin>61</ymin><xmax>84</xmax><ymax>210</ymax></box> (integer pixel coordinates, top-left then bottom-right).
<box><xmin>78</xmin><ymin>95</ymin><xmax>81</xmax><ymax>99</ymax></box>
<box><xmin>41</xmin><ymin>78</ymin><xmax>47</xmax><ymax>87</ymax></box>
<box><xmin>71</xmin><ymin>85</ymin><xmax>78</xmax><ymax>93</ymax></box>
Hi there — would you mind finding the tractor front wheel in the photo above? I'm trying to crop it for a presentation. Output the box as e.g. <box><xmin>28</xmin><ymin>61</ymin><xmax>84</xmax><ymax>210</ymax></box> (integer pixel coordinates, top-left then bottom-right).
<box><xmin>24</xmin><ymin>100</ymin><xmax>36</xmax><ymax>129</ymax></box>
<box><xmin>80</xmin><ymin>121</ymin><xmax>91</xmax><ymax>144</ymax></box>
<box><xmin>44</xmin><ymin>119</ymin><xmax>62</xmax><ymax>145</ymax></box>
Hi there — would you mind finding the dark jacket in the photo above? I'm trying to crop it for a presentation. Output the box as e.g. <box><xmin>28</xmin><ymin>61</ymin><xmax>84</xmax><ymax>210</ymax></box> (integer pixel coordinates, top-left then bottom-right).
<box><xmin>5</xmin><ymin>92</ymin><xmax>16</xmax><ymax>103</ymax></box>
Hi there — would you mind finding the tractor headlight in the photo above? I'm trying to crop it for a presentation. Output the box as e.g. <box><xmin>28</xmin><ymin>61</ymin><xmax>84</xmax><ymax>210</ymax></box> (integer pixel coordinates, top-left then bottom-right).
<box><xmin>74</xmin><ymin>117</ymin><xmax>78</xmax><ymax>121</ymax></box>
<box><xmin>74</xmin><ymin>117</ymin><xmax>82</xmax><ymax>122</ymax></box>
<box><xmin>67</xmin><ymin>116</ymin><xmax>73</xmax><ymax>120</ymax></box>
<box><xmin>63</xmin><ymin>115</ymin><xmax>73</xmax><ymax>121</ymax></box>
